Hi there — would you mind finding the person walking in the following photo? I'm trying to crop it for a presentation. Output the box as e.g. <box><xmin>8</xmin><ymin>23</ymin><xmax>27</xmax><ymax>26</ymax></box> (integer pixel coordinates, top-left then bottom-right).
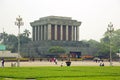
<box><xmin>1</xmin><ymin>58</ymin><xmax>5</xmax><ymax>67</ymax></box>
<box><xmin>53</xmin><ymin>58</ymin><xmax>57</xmax><ymax>64</ymax></box>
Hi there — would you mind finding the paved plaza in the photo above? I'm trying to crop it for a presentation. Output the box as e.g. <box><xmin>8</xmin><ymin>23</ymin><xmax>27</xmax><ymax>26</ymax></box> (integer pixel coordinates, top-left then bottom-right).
<box><xmin>3</xmin><ymin>61</ymin><xmax>120</xmax><ymax>67</ymax></box>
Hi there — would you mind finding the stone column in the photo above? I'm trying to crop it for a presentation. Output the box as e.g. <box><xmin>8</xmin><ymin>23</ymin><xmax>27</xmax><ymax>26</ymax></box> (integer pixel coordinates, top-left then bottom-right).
<box><xmin>44</xmin><ymin>25</ymin><xmax>47</xmax><ymax>40</ymax></box>
<box><xmin>60</xmin><ymin>25</ymin><xmax>63</xmax><ymax>40</ymax></box>
<box><xmin>73</xmin><ymin>26</ymin><xmax>75</xmax><ymax>41</ymax></box>
<box><xmin>32</xmin><ymin>26</ymin><xmax>35</xmax><ymax>41</ymax></box>
<box><xmin>71</xmin><ymin>26</ymin><xmax>73</xmax><ymax>41</ymax></box>
<box><xmin>36</xmin><ymin>26</ymin><xmax>39</xmax><ymax>41</ymax></box>
<box><xmin>42</xmin><ymin>25</ymin><xmax>44</xmax><ymax>40</ymax></box>
<box><xmin>66</xmin><ymin>25</ymin><xmax>68</xmax><ymax>40</ymax></box>
<box><xmin>76</xmin><ymin>26</ymin><xmax>79</xmax><ymax>41</ymax></box>
<box><xmin>37</xmin><ymin>26</ymin><xmax>39</xmax><ymax>41</ymax></box>
<box><xmin>34</xmin><ymin>26</ymin><xmax>37</xmax><ymax>41</ymax></box>
<box><xmin>41</xmin><ymin>25</ymin><xmax>43</xmax><ymax>40</ymax></box>
<box><xmin>47</xmin><ymin>24</ymin><xmax>51</xmax><ymax>40</ymax></box>
<box><xmin>55</xmin><ymin>25</ymin><xmax>57</xmax><ymax>40</ymax></box>
<box><xmin>39</xmin><ymin>25</ymin><xmax>41</xmax><ymax>40</ymax></box>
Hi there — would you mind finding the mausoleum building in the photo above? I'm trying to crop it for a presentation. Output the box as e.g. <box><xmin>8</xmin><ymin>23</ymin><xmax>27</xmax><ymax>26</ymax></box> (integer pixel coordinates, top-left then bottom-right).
<box><xmin>21</xmin><ymin>16</ymin><xmax>86</xmax><ymax>57</ymax></box>
<box><xmin>30</xmin><ymin>16</ymin><xmax>81</xmax><ymax>41</ymax></box>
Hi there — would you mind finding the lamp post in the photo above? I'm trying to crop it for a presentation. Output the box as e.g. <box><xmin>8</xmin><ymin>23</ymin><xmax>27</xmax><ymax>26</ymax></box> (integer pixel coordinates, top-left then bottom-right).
<box><xmin>15</xmin><ymin>16</ymin><xmax>24</xmax><ymax>67</ymax></box>
<box><xmin>107</xmin><ymin>22</ymin><xmax>114</xmax><ymax>66</ymax></box>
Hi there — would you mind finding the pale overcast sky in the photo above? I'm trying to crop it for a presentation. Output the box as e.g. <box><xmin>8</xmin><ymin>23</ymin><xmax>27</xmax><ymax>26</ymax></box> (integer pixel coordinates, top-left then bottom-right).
<box><xmin>0</xmin><ymin>0</ymin><xmax>120</xmax><ymax>41</ymax></box>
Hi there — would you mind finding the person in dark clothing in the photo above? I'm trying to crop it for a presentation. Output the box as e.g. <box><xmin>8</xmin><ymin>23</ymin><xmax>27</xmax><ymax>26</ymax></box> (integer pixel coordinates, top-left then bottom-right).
<box><xmin>1</xmin><ymin>58</ymin><xmax>5</xmax><ymax>67</ymax></box>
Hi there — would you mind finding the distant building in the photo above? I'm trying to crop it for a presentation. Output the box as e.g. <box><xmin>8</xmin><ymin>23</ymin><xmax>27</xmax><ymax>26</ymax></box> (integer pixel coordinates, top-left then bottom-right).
<box><xmin>0</xmin><ymin>44</ymin><xmax>20</xmax><ymax>58</ymax></box>
<box><xmin>30</xmin><ymin>16</ymin><xmax>81</xmax><ymax>41</ymax></box>
<box><xmin>0</xmin><ymin>51</ymin><xmax>20</xmax><ymax>58</ymax></box>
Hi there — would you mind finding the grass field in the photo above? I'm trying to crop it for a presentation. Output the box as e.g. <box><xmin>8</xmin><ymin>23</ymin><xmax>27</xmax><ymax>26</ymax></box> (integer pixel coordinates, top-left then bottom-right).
<box><xmin>0</xmin><ymin>66</ymin><xmax>120</xmax><ymax>80</ymax></box>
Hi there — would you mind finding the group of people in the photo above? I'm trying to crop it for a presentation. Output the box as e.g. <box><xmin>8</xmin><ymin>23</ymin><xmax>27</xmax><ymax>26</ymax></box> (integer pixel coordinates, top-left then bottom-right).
<box><xmin>50</xmin><ymin>58</ymin><xmax>58</xmax><ymax>64</ymax></box>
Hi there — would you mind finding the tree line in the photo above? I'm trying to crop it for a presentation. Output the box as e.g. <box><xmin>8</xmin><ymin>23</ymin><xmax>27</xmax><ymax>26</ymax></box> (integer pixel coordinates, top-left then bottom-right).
<box><xmin>0</xmin><ymin>29</ymin><xmax>120</xmax><ymax>59</ymax></box>
<box><xmin>0</xmin><ymin>29</ymin><xmax>31</xmax><ymax>53</ymax></box>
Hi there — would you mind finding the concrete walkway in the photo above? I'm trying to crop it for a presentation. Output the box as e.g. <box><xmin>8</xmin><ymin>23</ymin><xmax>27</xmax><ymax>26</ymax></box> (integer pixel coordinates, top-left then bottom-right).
<box><xmin>3</xmin><ymin>61</ymin><xmax>120</xmax><ymax>67</ymax></box>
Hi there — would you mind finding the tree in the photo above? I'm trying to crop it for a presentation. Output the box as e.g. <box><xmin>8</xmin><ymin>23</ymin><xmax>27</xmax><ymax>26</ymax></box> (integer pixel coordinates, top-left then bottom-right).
<box><xmin>0</xmin><ymin>32</ymin><xmax>8</xmax><ymax>44</ymax></box>
<box><xmin>20</xmin><ymin>34</ymin><xmax>31</xmax><ymax>45</ymax></box>
<box><xmin>6</xmin><ymin>34</ymin><xmax>18</xmax><ymax>52</ymax></box>
<box><xmin>0</xmin><ymin>31</ymin><xmax>32</xmax><ymax>53</ymax></box>
<box><xmin>98</xmin><ymin>29</ymin><xmax>120</xmax><ymax>59</ymax></box>
<box><xmin>23</xmin><ymin>29</ymin><xmax>31</xmax><ymax>38</ymax></box>
<box><xmin>87</xmin><ymin>39</ymin><xmax>100</xmax><ymax>56</ymax></box>
<box><xmin>48</xmin><ymin>46</ymin><xmax>66</xmax><ymax>54</ymax></box>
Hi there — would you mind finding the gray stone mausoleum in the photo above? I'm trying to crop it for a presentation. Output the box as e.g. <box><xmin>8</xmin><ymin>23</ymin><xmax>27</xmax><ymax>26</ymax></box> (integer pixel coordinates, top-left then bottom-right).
<box><xmin>30</xmin><ymin>16</ymin><xmax>81</xmax><ymax>41</ymax></box>
<box><xmin>21</xmin><ymin>16</ymin><xmax>90</xmax><ymax>57</ymax></box>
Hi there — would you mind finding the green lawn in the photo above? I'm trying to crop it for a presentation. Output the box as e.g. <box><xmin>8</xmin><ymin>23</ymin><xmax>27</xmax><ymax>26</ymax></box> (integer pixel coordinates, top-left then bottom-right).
<box><xmin>0</xmin><ymin>66</ymin><xmax>120</xmax><ymax>80</ymax></box>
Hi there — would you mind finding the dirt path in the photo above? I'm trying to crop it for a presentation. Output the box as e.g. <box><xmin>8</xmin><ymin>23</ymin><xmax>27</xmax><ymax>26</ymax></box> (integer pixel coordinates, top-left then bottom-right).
<box><xmin>3</xmin><ymin>61</ymin><xmax>120</xmax><ymax>67</ymax></box>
